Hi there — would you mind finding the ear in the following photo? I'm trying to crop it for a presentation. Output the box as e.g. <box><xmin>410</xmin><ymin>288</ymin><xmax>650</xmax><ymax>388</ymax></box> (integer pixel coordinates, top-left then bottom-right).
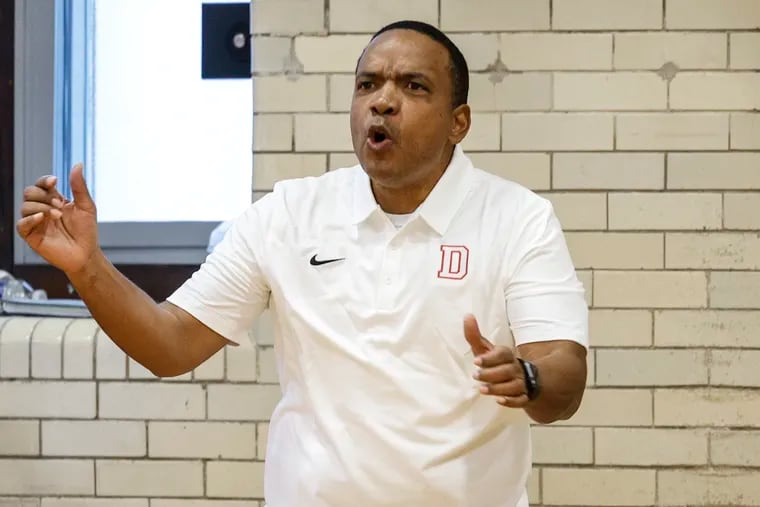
<box><xmin>449</xmin><ymin>104</ymin><xmax>471</xmax><ymax>145</ymax></box>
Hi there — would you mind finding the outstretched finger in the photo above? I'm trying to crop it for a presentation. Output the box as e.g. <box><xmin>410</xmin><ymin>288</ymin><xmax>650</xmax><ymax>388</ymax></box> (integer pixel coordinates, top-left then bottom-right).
<box><xmin>463</xmin><ymin>314</ymin><xmax>493</xmax><ymax>357</ymax></box>
<box><xmin>16</xmin><ymin>213</ymin><xmax>45</xmax><ymax>238</ymax></box>
<box><xmin>69</xmin><ymin>163</ymin><xmax>95</xmax><ymax>212</ymax></box>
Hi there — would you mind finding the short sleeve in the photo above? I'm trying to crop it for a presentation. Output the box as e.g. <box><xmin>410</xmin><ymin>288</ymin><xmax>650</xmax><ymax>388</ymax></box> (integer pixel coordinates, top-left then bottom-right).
<box><xmin>504</xmin><ymin>198</ymin><xmax>589</xmax><ymax>349</ymax></box>
<box><xmin>166</xmin><ymin>195</ymin><xmax>273</xmax><ymax>346</ymax></box>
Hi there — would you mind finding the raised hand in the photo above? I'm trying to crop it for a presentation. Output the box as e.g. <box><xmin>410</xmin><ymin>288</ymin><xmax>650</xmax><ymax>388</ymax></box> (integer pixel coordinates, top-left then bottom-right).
<box><xmin>16</xmin><ymin>163</ymin><xmax>99</xmax><ymax>275</ymax></box>
<box><xmin>463</xmin><ymin>314</ymin><xmax>529</xmax><ymax>408</ymax></box>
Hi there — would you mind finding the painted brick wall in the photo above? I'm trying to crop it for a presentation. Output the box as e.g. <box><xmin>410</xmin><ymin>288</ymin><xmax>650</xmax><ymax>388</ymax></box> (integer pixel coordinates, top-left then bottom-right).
<box><xmin>2</xmin><ymin>0</ymin><xmax>760</xmax><ymax>505</ymax></box>
<box><xmin>0</xmin><ymin>312</ymin><xmax>276</xmax><ymax>507</ymax></box>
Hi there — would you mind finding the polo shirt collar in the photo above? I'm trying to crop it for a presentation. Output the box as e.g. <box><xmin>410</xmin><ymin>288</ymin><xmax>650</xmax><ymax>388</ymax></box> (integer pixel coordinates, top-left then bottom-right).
<box><xmin>352</xmin><ymin>145</ymin><xmax>473</xmax><ymax>235</ymax></box>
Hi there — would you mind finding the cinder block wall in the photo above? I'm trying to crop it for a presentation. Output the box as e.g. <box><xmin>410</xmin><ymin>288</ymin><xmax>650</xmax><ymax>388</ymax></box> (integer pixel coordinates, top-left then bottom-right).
<box><xmin>2</xmin><ymin>0</ymin><xmax>760</xmax><ymax>505</ymax></box>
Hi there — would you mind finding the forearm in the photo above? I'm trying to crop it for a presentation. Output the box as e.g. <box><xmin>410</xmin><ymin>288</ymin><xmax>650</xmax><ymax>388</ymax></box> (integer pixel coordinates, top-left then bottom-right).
<box><xmin>522</xmin><ymin>345</ymin><xmax>587</xmax><ymax>424</ymax></box>
<box><xmin>66</xmin><ymin>250</ymin><xmax>188</xmax><ymax>376</ymax></box>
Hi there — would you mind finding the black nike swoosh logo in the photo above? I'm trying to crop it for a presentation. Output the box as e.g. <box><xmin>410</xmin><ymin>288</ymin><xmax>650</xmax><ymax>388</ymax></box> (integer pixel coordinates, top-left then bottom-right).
<box><xmin>309</xmin><ymin>254</ymin><xmax>345</xmax><ymax>266</ymax></box>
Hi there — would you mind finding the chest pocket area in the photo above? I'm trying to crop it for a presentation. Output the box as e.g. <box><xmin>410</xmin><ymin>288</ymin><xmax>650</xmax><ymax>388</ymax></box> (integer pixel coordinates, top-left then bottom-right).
<box><xmin>422</xmin><ymin>249</ymin><xmax>512</xmax><ymax>361</ymax></box>
<box><xmin>427</xmin><ymin>290</ymin><xmax>516</xmax><ymax>377</ymax></box>
<box><xmin>423</xmin><ymin>274</ymin><xmax>480</xmax><ymax>358</ymax></box>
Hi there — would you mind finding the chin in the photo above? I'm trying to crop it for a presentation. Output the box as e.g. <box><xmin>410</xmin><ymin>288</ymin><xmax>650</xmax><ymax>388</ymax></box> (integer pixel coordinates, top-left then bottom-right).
<box><xmin>361</xmin><ymin>160</ymin><xmax>405</xmax><ymax>188</ymax></box>
<box><xmin>358</xmin><ymin>147</ymin><xmax>392</xmax><ymax>172</ymax></box>
<box><xmin>361</xmin><ymin>158</ymin><xmax>391</xmax><ymax>177</ymax></box>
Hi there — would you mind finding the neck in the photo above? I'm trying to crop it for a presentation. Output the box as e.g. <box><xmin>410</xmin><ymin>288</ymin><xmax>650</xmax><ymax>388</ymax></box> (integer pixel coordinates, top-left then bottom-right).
<box><xmin>371</xmin><ymin>147</ymin><xmax>454</xmax><ymax>214</ymax></box>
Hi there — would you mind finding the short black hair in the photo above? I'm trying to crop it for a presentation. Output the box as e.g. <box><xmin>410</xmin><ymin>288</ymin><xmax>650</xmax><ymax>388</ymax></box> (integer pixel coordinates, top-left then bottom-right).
<box><xmin>358</xmin><ymin>20</ymin><xmax>469</xmax><ymax>108</ymax></box>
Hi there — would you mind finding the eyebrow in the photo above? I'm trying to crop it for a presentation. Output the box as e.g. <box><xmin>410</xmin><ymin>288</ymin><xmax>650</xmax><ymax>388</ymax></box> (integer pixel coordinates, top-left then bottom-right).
<box><xmin>356</xmin><ymin>71</ymin><xmax>433</xmax><ymax>83</ymax></box>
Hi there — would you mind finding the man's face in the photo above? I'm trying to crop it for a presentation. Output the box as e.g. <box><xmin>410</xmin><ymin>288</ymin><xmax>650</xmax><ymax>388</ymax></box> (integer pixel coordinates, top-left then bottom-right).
<box><xmin>350</xmin><ymin>29</ymin><xmax>468</xmax><ymax>190</ymax></box>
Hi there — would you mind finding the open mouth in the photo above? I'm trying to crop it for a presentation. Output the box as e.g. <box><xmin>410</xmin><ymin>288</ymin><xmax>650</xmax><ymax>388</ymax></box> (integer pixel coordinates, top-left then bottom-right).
<box><xmin>367</xmin><ymin>125</ymin><xmax>393</xmax><ymax>150</ymax></box>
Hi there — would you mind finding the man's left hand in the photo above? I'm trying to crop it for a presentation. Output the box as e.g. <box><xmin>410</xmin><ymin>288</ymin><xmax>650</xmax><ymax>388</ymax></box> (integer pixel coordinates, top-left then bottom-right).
<box><xmin>463</xmin><ymin>314</ymin><xmax>529</xmax><ymax>408</ymax></box>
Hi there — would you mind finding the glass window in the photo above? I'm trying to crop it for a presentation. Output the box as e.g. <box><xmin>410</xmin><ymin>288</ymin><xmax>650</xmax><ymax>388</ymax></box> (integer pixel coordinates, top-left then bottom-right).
<box><xmin>92</xmin><ymin>0</ymin><xmax>252</xmax><ymax>222</ymax></box>
<box><xmin>16</xmin><ymin>0</ymin><xmax>252</xmax><ymax>269</ymax></box>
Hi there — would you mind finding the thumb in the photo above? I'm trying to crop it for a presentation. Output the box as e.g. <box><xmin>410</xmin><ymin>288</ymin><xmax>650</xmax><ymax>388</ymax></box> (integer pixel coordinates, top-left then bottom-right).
<box><xmin>70</xmin><ymin>163</ymin><xmax>96</xmax><ymax>212</ymax></box>
<box><xmin>463</xmin><ymin>314</ymin><xmax>493</xmax><ymax>356</ymax></box>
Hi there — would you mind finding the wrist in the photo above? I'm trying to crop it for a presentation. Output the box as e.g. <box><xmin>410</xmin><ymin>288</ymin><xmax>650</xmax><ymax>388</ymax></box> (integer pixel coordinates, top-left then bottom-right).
<box><xmin>66</xmin><ymin>248</ymin><xmax>108</xmax><ymax>285</ymax></box>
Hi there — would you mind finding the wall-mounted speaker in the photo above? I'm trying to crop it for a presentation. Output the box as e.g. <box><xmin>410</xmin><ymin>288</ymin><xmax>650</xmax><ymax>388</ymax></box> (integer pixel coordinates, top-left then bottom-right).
<box><xmin>201</xmin><ymin>2</ymin><xmax>251</xmax><ymax>79</ymax></box>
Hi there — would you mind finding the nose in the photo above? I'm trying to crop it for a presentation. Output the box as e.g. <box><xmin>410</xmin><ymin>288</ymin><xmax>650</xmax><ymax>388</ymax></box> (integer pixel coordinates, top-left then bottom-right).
<box><xmin>370</xmin><ymin>84</ymin><xmax>398</xmax><ymax>116</ymax></box>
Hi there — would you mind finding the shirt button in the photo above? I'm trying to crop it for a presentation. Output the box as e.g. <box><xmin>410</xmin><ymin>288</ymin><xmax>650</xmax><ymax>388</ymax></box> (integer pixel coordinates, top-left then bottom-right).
<box><xmin>385</xmin><ymin>277</ymin><xmax>392</xmax><ymax>285</ymax></box>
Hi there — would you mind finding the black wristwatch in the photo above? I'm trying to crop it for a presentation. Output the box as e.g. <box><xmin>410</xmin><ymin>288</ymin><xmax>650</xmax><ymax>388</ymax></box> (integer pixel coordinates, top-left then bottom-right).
<box><xmin>518</xmin><ymin>358</ymin><xmax>540</xmax><ymax>401</ymax></box>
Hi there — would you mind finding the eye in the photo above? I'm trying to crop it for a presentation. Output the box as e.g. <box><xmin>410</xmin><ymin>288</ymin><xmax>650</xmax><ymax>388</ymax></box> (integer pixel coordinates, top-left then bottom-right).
<box><xmin>407</xmin><ymin>81</ymin><xmax>426</xmax><ymax>91</ymax></box>
<box><xmin>357</xmin><ymin>81</ymin><xmax>374</xmax><ymax>91</ymax></box>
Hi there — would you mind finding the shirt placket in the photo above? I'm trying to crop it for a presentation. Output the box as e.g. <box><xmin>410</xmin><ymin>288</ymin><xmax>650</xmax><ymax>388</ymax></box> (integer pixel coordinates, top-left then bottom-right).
<box><xmin>377</xmin><ymin>229</ymin><xmax>405</xmax><ymax>311</ymax></box>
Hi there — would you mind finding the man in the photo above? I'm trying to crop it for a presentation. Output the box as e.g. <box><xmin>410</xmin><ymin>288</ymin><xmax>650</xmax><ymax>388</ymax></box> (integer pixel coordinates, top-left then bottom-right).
<box><xmin>18</xmin><ymin>20</ymin><xmax>588</xmax><ymax>507</ymax></box>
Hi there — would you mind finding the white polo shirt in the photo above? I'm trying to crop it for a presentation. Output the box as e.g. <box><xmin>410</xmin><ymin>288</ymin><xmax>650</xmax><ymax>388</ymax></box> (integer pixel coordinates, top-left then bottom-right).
<box><xmin>168</xmin><ymin>145</ymin><xmax>588</xmax><ymax>507</ymax></box>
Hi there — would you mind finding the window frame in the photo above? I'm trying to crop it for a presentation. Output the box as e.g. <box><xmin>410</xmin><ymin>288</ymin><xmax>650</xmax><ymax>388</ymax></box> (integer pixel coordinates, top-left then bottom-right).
<box><xmin>0</xmin><ymin>0</ymin><xmax>14</xmax><ymax>273</ymax></box>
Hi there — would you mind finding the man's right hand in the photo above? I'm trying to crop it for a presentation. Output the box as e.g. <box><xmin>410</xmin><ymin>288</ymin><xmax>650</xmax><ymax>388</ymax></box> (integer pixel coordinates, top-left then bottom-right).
<box><xmin>17</xmin><ymin>163</ymin><xmax>99</xmax><ymax>275</ymax></box>
<box><xmin>16</xmin><ymin>163</ymin><xmax>231</xmax><ymax>376</ymax></box>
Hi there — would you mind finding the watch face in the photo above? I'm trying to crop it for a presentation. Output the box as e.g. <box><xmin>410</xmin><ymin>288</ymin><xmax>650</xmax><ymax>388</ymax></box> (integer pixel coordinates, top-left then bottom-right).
<box><xmin>522</xmin><ymin>360</ymin><xmax>539</xmax><ymax>400</ymax></box>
